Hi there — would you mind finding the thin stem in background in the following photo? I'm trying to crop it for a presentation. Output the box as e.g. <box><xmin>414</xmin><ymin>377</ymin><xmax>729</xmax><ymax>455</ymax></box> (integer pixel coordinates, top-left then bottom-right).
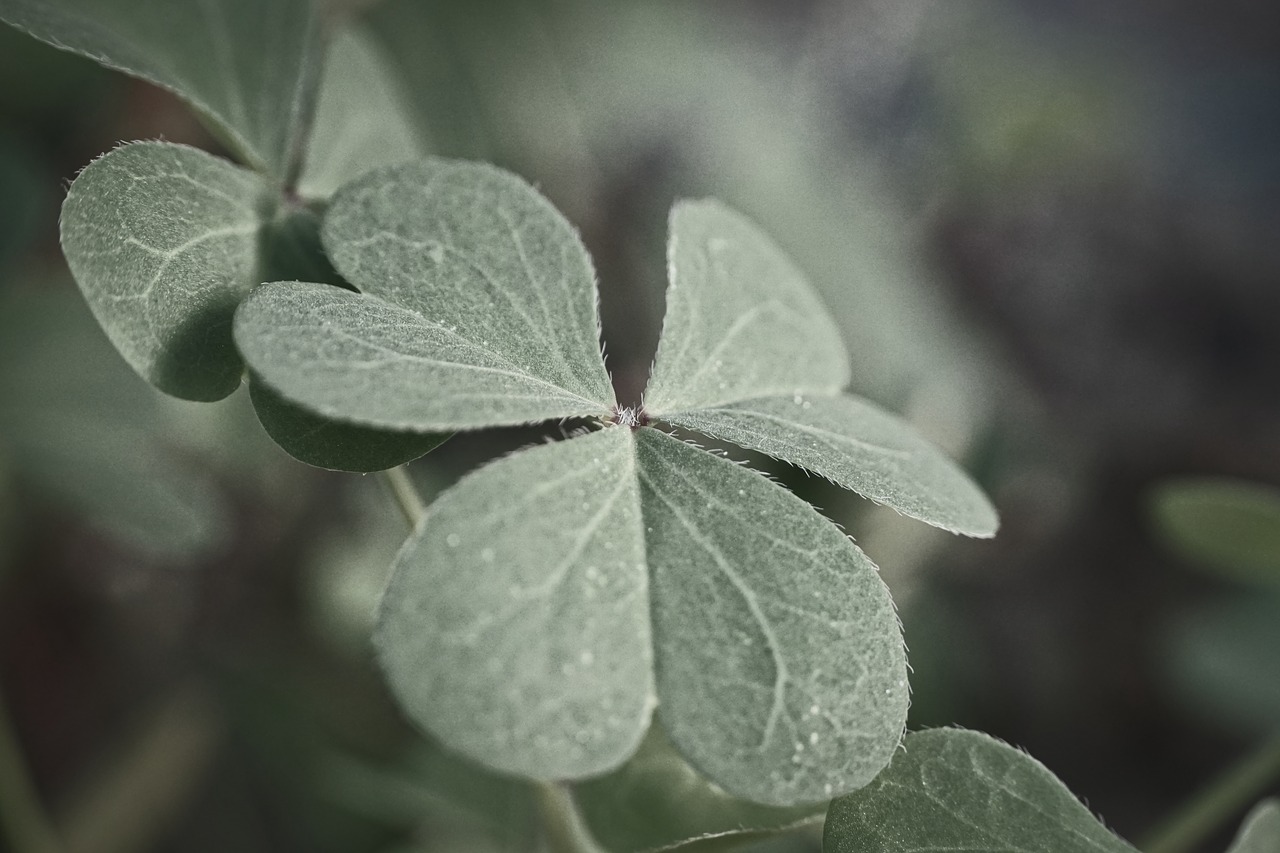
<box><xmin>1141</xmin><ymin>732</ymin><xmax>1280</xmax><ymax>853</ymax></box>
<box><xmin>0</xmin><ymin>686</ymin><xmax>63</xmax><ymax>853</ymax></box>
<box><xmin>381</xmin><ymin>465</ymin><xmax>426</xmax><ymax>527</ymax></box>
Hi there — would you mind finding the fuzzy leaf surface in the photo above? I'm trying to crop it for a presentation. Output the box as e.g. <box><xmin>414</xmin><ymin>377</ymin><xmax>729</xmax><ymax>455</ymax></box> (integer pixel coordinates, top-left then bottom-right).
<box><xmin>634</xmin><ymin>427</ymin><xmax>907</xmax><ymax>806</ymax></box>
<box><xmin>61</xmin><ymin>142</ymin><xmax>265</xmax><ymax>401</ymax></box>
<box><xmin>297</xmin><ymin>26</ymin><xmax>426</xmax><ymax>199</ymax></box>
<box><xmin>824</xmin><ymin>728</ymin><xmax>1138</xmax><ymax>853</ymax></box>
<box><xmin>1228</xmin><ymin>800</ymin><xmax>1280</xmax><ymax>853</ymax></box>
<box><xmin>248</xmin><ymin>380</ymin><xmax>447</xmax><ymax>473</ymax></box>
<box><xmin>574</xmin><ymin>724</ymin><xmax>820</xmax><ymax>853</ymax></box>
<box><xmin>375</xmin><ymin>427</ymin><xmax>653</xmax><ymax>780</ymax></box>
<box><xmin>238</xmin><ymin>159</ymin><xmax>615</xmax><ymax>430</ymax></box>
<box><xmin>644</xmin><ymin>200</ymin><xmax>849</xmax><ymax>415</ymax></box>
<box><xmin>0</xmin><ymin>0</ymin><xmax>322</xmax><ymax>177</ymax></box>
<box><xmin>665</xmin><ymin>394</ymin><xmax>998</xmax><ymax>537</ymax></box>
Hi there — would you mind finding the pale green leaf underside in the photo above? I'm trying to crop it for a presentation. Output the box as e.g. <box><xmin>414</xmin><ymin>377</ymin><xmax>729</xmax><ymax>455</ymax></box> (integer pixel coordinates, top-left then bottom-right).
<box><xmin>297</xmin><ymin>26</ymin><xmax>427</xmax><ymax>200</ymax></box>
<box><xmin>824</xmin><ymin>728</ymin><xmax>1138</xmax><ymax>853</ymax></box>
<box><xmin>1151</xmin><ymin>478</ymin><xmax>1280</xmax><ymax>584</ymax></box>
<box><xmin>235</xmin><ymin>282</ymin><xmax>610</xmax><ymax>430</ymax></box>
<box><xmin>665</xmin><ymin>394</ymin><xmax>998</xmax><ymax>537</ymax></box>
<box><xmin>375</xmin><ymin>427</ymin><xmax>654</xmax><ymax>780</ymax></box>
<box><xmin>644</xmin><ymin>200</ymin><xmax>850</xmax><ymax>415</ymax></box>
<box><xmin>1228</xmin><ymin>800</ymin><xmax>1280</xmax><ymax>853</ymax></box>
<box><xmin>635</xmin><ymin>427</ymin><xmax>907</xmax><ymax>806</ymax></box>
<box><xmin>0</xmin><ymin>0</ymin><xmax>322</xmax><ymax>177</ymax></box>
<box><xmin>248</xmin><ymin>379</ymin><xmax>448</xmax><ymax>473</ymax></box>
<box><xmin>323</xmin><ymin>158</ymin><xmax>615</xmax><ymax>410</ymax></box>
<box><xmin>61</xmin><ymin>142</ymin><xmax>265</xmax><ymax>401</ymax></box>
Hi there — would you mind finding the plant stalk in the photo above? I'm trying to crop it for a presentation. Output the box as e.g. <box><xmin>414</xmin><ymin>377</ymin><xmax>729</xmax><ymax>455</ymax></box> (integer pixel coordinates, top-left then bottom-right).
<box><xmin>0</xmin><ymin>686</ymin><xmax>64</xmax><ymax>853</ymax></box>
<box><xmin>535</xmin><ymin>782</ymin><xmax>605</xmax><ymax>853</ymax></box>
<box><xmin>1141</xmin><ymin>732</ymin><xmax>1280</xmax><ymax>853</ymax></box>
<box><xmin>381</xmin><ymin>465</ymin><xmax>426</xmax><ymax>527</ymax></box>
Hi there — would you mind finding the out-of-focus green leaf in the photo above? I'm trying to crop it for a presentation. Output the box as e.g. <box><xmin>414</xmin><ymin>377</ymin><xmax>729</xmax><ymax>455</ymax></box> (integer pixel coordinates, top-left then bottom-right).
<box><xmin>644</xmin><ymin>200</ymin><xmax>849</xmax><ymax>415</ymax></box>
<box><xmin>60</xmin><ymin>141</ymin><xmax>266</xmax><ymax>401</ymax></box>
<box><xmin>636</xmin><ymin>427</ymin><xmax>907</xmax><ymax>807</ymax></box>
<box><xmin>574</xmin><ymin>724</ymin><xmax>820</xmax><ymax>853</ymax></box>
<box><xmin>298</xmin><ymin>26</ymin><xmax>427</xmax><ymax>199</ymax></box>
<box><xmin>237</xmin><ymin>159</ymin><xmax>617</xmax><ymax>430</ymax></box>
<box><xmin>1228</xmin><ymin>800</ymin><xmax>1280</xmax><ymax>853</ymax></box>
<box><xmin>824</xmin><ymin>728</ymin><xmax>1137</xmax><ymax>853</ymax></box>
<box><xmin>0</xmin><ymin>284</ymin><xmax>231</xmax><ymax>559</ymax></box>
<box><xmin>664</xmin><ymin>394</ymin><xmax>997</xmax><ymax>537</ymax></box>
<box><xmin>0</xmin><ymin>0</ymin><xmax>324</xmax><ymax>177</ymax></box>
<box><xmin>248</xmin><ymin>379</ymin><xmax>448</xmax><ymax>473</ymax></box>
<box><xmin>1151</xmin><ymin>478</ymin><xmax>1280</xmax><ymax>585</ymax></box>
<box><xmin>375</xmin><ymin>427</ymin><xmax>654</xmax><ymax>781</ymax></box>
<box><xmin>1163</xmin><ymin>591</ymin><xmax>1280</xmax><ymax>734</ymax></box>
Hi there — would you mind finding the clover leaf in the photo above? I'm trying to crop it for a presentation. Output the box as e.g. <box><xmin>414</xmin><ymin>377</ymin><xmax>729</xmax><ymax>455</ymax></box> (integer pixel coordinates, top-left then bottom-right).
<box><xmin>233</xmin><ymin>158</ymin><xmax>997</xmax><ymax>805</ymax></box>
<box><xmin>824</xmin><ymin>728</ymin><xmax>1139</xmax><ymax>853</ymax></box>
<box><xmin>17</xmin><ymin>0</ymin><xmax>430</xmax><ymax>406</ymax></box>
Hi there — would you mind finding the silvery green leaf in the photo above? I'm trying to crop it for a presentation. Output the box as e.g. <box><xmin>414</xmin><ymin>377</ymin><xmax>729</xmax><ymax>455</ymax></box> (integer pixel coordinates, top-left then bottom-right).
<box><xmin>664</xmin><ymin>394</ymin><xmax>998</xmax><ymax>537</ymax></box>
<box><xmin>643</xmin><ymin>200</ymin><xmax>850</xmax><ymax>415</ymax></box>
<box><xmin>297</xmin><ymin>25</ymin><xmax>427</xmax><ymax>199</ymax></box>
<box><xmin>1228</xmin><ymin>800</ymin><xmax>1280</xmax><ymax>853</ymax></box>
<box><xmin>0</xmin><ymin>0</ymin><xmax>323</xmax><ymax>177</ymax></box>
<box><xmin>824</xmin><ymin>728</ymin><xmax>1138</xmax><ymax>853</ymax></box>
<box><xmin>61</xmin><ymin>141</ymin><xmax>266</xmax><ymax>401</ymax></box>
<box><xmin>375</xmin><ymin>427</ymin><xmax>653</xmax><ymax>780</ymax></box>
<box><xmin>248</xmin><ymin>379</ymin><xmax>447</xmax><ymax>473</ymax></box>
<box><xmin>634</xmin><ymin>427</ymin><xmax>907</xmax><ymax>806</ymax></box>
<box><xmin>573</xmin><ymin>724</ymin><xmax>820</xmax><ymax>853</ymax></box>
<box><xmin>237</xmin><ymin>159</ymin><xmax>616</xmax><ymax>429</ymax></box>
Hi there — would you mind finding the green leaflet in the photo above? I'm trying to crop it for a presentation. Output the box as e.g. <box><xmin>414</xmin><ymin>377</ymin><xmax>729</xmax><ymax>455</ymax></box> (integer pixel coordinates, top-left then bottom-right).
<box><xmin>573</xmin><ymin>719</ymin><xmax>821</xmax><ymax>853</ymax></box>
<box><xmin>824</xmin><ymin>728</ymin><xmax>1138</xmax><ymax>853</ymax></box>
<box><xmin>664</xmin><ymin>394</ymin><xmax>998</xmax><ymax>537</ymax></box>
<box><xmin>61</xmin><ymin>142</ymin><xmax>266</xmax><ymax>401</ymax></box>
<box><xmin>375</xmin><ymin>427</ymin><xmax>654</xmax><ymax>780</ymax></box>
<box><xmin>643</xmin><ymin>200</ymin><xmax>850</xmax><ymax>415</ymax></box>
<box><xmin>297</xmin><ymin>26</ymin><xmax>427</xmax><ymax>200</ymax></box>
<box><xmin>1228</xmin><ymin>800</ymin><xmax>1280</xmax><ymax>853</ymax></box>
<box><xmin>237</xmin><ymin>159</ymin><xmax>617</xmax><ymax>428</ymax></box>
<box><xmin>0</xmin><ymin>0</ymin><xmax>322</xmax><ymax>178</ymax></box>
<box><xmin>1150</xmin><ymin>478</ymin><xmax>1280</xmax><ymax>585</ymax></box>
<box><xmin>248</xmin><ymin>380</ymin><xmax>448</xmax><ymax>473</ymax></box>
<box><xmin>636</xmin><ymin>428</ymin><xmax>907</xmax><ymax>806</ymax></box>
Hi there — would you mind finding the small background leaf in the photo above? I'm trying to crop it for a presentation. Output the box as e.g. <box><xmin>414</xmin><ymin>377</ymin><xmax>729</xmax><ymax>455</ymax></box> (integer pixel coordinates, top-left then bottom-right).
<box><xmin>375</xmin><ymin>427</ymin><xmax>654</xmax><ymax>780</ymax></box>
<box><xmin>664</xmin><ymin>394</ymin><xmax>997</xmax><ymax>537</ymax></box>
<box><xmin>248</xmin><ymin>379</ymin><xmax>448</xmax><ymax>473</ymax></box>
<box><xmin>824</xmin><ymin>728</ymin><xmax>1137</xmax><ymax>853</ymax></box>
<box><xmin>635</xmin><ymin>427</ymin><xmax>907</xmax><ymax>806</ymax></box>
<box><xmin>0</xmin><ymin>0</ymin><xmax>324</xmax><ymax>177</ymax></box>
<box><xmin>643</xmin><ymin>200</ymin><xmax>849</xmax><ymax>415</ymax></box>
<box><xmin>298</xmin><ymin>25</ymin><xmax>428</xmax><ymax>200</ymax></box>
<box><xmin>1227</xmin><ymin>799</ymin><xmax>1280</xmax><ymax>853</ymax></box>
<box><xmin>1150</xmin><ymin>478</ymin><xmax>1280</xmax><ymax>585</ymax></box>
<box><xmin>574</xmin><ymin>724</ymin><xmax>820</xmax><ymax>853</ymax></box>
<box><xmin>60</xmin><ymin>141</ymin><xmax>266</xmax><ymax>401</ymax></box>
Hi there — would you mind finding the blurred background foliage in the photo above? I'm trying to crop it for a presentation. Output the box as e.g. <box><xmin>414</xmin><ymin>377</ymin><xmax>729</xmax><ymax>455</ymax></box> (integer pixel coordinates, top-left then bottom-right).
<box><xmin>1</xmin><ymin>0</ymin><xmax>1278</xmax><ymax>850</ymax></box>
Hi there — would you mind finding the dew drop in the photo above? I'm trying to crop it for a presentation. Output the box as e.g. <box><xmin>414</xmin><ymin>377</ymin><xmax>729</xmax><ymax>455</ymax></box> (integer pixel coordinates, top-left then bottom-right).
<box><xmin>809</xmin><ymin>704</ymin><xmax>820</xmax><ymax>716</ymax></box>
<box><xmin>480</xmin><ymin>547</ymin><xmax>495</xmax><ymax>563</ymax></box>
<box><xmin>580</xmin><ymin>650</ymin><xmax>595</xmax><ymax>666</ymax></box>
<box><xmin>824</xmin><ymin>783</ymin><xmax>834</xmax><ymax>796</ymax></box>
<box><xmin>793</xmin><ymin>393</ymin><xmax>803</xmax><ymax>405</ymax></box>
<box><xmin>445</xmin><ymin>533</ymin><xmax>460</xmax><ymax>548</ymax></box>
<box><xmin>809</xmin><ymin>732</ymin><xmax>819</xmax><ymax>746</ymax></box>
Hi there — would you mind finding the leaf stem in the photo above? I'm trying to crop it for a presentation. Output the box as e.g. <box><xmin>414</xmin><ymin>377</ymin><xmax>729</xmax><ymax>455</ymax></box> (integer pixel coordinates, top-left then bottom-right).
<box><xmin>0</xmin><ymin>686</ymin><xmax>64</xmax><ymax>853</ymax></box>
<box><xmin>1141</xmin><ymin>732</ymin><xmax>1280</xmax><ymax>853</ymax></box>
<box><xmin>535</xmin><ymin>781</ymin><xmax>606</xmax><ymax>853</ymax></box>
<box><xmin>381</xmin><ymin>465</ymin><xmax>426</xmax><ymax>527</ymax></box>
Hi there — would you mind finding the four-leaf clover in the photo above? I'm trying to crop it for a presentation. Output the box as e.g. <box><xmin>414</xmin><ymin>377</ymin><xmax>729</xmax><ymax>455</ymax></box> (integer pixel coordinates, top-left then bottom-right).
<box><xmin>234</xmin><ymin>158</ymin><xmax>997</xmax><ymax>805</ymax></box>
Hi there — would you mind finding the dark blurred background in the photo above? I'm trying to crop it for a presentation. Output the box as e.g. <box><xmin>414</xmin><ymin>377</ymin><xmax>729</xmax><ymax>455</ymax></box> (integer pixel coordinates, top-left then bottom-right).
<box><xmin>2</xmin><ymin>0</ymin><xmax>1279</xmax><ymax>851</ymax></box>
